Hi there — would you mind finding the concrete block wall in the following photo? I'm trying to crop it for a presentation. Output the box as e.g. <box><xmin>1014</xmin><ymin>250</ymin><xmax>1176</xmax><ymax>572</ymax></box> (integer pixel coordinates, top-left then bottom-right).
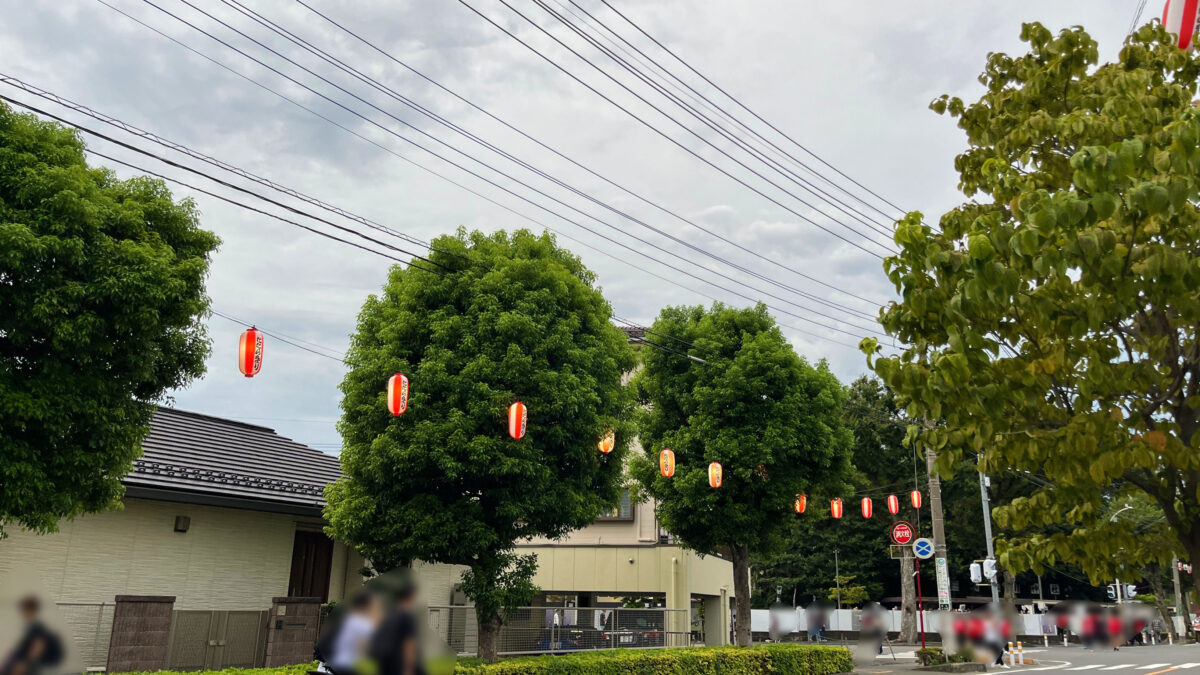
<box><xmin>265</xmin><ymin>597</ymin><xmax>321</xmax><ymax>667</ymax></box>
<box><xmin>106</xmin><ymin>595</ymin><xmax>175</xmax><ymax>672</ymax></box>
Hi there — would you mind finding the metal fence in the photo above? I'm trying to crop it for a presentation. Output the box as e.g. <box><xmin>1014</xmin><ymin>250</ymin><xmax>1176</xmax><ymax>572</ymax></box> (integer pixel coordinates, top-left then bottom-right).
<box><xmin>426</xmin><ymin>606</ymin><xmax>693</xmax><ymax>657</ymax></box>
<box><xmin>56</xmin><ymin>602</ymin><xmax>115</xmax><ymax>671</ymax></box>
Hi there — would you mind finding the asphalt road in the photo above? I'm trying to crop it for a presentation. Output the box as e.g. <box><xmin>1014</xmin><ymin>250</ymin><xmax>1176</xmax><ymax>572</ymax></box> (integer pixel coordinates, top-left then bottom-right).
<box><xmin>853</xmin><ymin>642</ymin><xmax>1200</xmax><ymax>673</ymax></box>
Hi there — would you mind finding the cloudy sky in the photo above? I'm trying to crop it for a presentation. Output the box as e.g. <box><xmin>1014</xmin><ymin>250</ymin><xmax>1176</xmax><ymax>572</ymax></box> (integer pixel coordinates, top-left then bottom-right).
<box><xmin>6</xmin><ymin>0</ymin><xmax>1138</xmax><ymax>452</ymax></box>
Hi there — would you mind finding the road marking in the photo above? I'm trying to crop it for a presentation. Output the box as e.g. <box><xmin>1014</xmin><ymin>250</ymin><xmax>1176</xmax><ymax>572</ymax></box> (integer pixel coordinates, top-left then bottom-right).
<box><xmin>1066</xmin><ymin>666</ymin><xmax>1102</xmax><ymax>671</ymax></box>
<box><xmin>1177</xmin><ymin>665</ymin><xmax>1200</xmax><ymax>670</ymax></box>
<box><xmin>1099</xmin><ymin>666</ymin><xmax>1134</xmax><ymax>671</ymax></box>
<box><xmin>1142</xmin><ymin>668</ymin><xmax>1179</xmax><ymax>675</ymax></box>
<box><xmin>1138</xmin><ymin>666</ymin><xmax>1172</xmax><ymax>671</ymax></box>
<box><xmin>1024</xmin><ymin>660</ymin><xmax>1072</xmax><ymax>671</ymax></box>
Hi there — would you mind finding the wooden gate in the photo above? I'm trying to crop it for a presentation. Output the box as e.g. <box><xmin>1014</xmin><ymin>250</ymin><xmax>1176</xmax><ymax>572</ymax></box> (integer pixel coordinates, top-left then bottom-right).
<box><xmin>166</xmin><ymin>610</ymin><xmax>268</xmax><ymax>671</ymax></box>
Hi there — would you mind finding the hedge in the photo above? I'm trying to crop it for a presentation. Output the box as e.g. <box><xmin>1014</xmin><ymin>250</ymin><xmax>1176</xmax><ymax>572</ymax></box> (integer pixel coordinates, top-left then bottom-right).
<box><xmin>114</xmin><ymin>645</ymin><xmax>852</xmax><ymax>675</ymax></box>
<box><xmin>453</xmin><ymin>644</ymin><xmax>852</xmax><ymax>674</ymax></box>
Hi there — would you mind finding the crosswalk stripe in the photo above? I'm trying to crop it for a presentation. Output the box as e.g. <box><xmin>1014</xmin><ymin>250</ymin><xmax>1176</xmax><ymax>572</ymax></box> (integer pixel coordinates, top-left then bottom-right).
<box><xmin>1066</xmin><ymin>666</ymin><xmax>1102</xmax><ymax>671</ymax></box>
<box><xmin>1177</xmin><ymin>665</ymin><xmax>1200</xmax><ymax>670</ymax></box>
<box><xmin>1137</xmin><ymin>666</ymin><xmax>1171</xmax><ymax>670</ymax></box>
<box><xmin>1100</xmin><ymin>666</ymin><xmax>1135</xmax><ymax>671</ymax></box>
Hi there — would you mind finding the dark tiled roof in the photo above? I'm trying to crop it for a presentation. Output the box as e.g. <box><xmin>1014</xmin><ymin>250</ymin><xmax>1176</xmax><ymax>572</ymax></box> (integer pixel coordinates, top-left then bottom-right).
<box><xmin>125</xmin><ymin>406</ymin><xmax>342</xmax><ymax>510</ymax></box>
<box><xmin>618</xmin><ymin>325</ymin><xmax>646</xmax><ymax>340</ymax></box>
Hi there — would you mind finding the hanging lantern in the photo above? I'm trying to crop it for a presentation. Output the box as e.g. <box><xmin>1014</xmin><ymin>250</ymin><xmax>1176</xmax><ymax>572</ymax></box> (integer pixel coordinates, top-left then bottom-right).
<box><xmin>238</xmin><ymin>327</ymin><xmax>263</xmax><ymax>377</ymax></box>
<box><xmin>597</xmin><ymin>428</ymin><xmax>615</xmax><ymax>454</ymax></box>
<box><xmin>1164</xmin><ymin>0</ymin><xmax>1200</xmax><ymax>49</ymax></box>
<box><xmin>861</xmin><ymin>497</ymin><xmax>873</xmax><ymax>519</ymax></box>
<box><xmin>659</xmin><ymin>449</ymin><xmax>675</xmax><ymax>478</ymax></box>
<box><xmin>387</xmin><ymin>373</ymin><xmax>409</xmax><ymax>416</ymax></box>
<box><xmin>756</xmin><ymin>464</ymin><xmax>769</xmax><ymax>481</ymax></box>
<box><xmin>508</xmin><ymin>401</ymin><xmax>527</xmax><ymax>440</ymax></box>
<box><xmin>831</xmin><ymin>498</ymin><xmax>843</xmax><ymax>519</ymax></box>
<box><xmin>708</xmin><ymin>461</ymin><xmax>723</xmax><ymax>488</ymax></box>
<box><xmin>911</xmin><ymin>490</ymin><xmax>923</xmax><ymax>509</ymax></box>
<box><xmin>794</xmin><ymin>494</ymin><xmax>807</xmax><ymax>514</ymax></box>
<box><xmin>887</xmin><ymin>494</ymin><xmax>900</xmax><ymax>515</ymax></box>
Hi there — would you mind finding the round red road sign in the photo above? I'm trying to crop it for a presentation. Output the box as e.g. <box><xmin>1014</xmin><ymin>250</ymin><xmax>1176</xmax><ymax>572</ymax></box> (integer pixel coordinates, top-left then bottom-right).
<box><xmin>891</xmin><ymin>521</ymin><xmax>915</xmax><ymax>545</ymax></box>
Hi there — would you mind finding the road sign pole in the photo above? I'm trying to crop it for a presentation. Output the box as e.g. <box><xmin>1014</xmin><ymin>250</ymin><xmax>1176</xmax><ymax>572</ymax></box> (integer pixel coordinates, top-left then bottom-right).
<box><xmin>979</xmin><ymin>471</ymin><xmax>1002</xmax><ymax>605</ymax></box>
<box><xmin>927</xmin><ymin>449</ymin><xmax>952</xmax><ymax>609</ymax></box>
<box><xmin>915</xmin><ymin>555</ymin><xmax>927</xmax><ymax>649</ymax></box>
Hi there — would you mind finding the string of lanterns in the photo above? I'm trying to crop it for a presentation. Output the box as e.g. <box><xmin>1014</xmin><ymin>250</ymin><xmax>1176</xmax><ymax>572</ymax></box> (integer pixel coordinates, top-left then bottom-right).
<box><xmin>240</xmin><ymin>329</ymin><xmax>927</xmax><ymax>512</ymax></box>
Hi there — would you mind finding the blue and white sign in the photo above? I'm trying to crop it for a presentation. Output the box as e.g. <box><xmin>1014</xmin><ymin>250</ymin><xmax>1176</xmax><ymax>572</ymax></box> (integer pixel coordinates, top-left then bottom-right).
<box><xmin>913</xmin><ymin>538</ymin><xmax>935</xmax><ymax>560</ymax></box>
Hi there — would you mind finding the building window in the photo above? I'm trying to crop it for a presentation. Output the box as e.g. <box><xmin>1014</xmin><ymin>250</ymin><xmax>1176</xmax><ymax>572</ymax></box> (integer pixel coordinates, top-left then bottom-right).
<box><xmin>599</xmin><ymin>489</ymin><xmax>633</xmax><ymax>521</ymax></box>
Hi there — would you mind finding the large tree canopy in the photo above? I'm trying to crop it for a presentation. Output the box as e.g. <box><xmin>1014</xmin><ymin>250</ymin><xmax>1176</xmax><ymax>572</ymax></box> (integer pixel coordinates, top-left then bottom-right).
<box><xmin>864</xmin><ymin>22</ymin><xmax>1200</xmax><ymax>597</ymax></box>
<box><xmin>630</xmin><ymin>303</ymin><xmax>852</xmax><ymax>646</ymax></box>
<box><xmin>0</xmin><ymin>102</ymin><xmax>218</xmax><ymax>534</ymax></box>
<box><xmin>325</xmin><ymin>228</ymin><xmax>634</xmax><ymax>661</ymax></box>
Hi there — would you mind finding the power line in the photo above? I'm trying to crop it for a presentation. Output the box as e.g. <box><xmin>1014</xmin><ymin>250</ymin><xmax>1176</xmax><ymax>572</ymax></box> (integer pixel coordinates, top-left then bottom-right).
<box><xmin>533</xmin><ymin>0</ymin><xmax>896</xmax><ymax>240</ymax></box>
<box><xmin>214</xmin><ymin>0</ymin><xmax>879</xmax><ymax>325</ymax></box>
<box><xmin>211</xmin><ymin>310</ymin><xmax>357</xmax><ymax>366</ymax></box>
<box><xmin>1128</xmin><ymin>0</ymin><xmax>1151</xmax><ymax>36</ymax></box>
<box><xmin>105</xmin><ymin>0</ymin><xmax>889</xmax><ymax>342</ymax></box>
<box><xmin>456</xmin><ymin>0</ymin><xmax>896</xmax><ymax>258</ymax></box>
<box><xmin>84</xmin><ymin>0</ymin><xmax>868</xmax><ymax>350</ymax></box>
<box><xmin>595</xmin><ymin>0</ymin><xmax>908</xmax><ymax>222</ymax></box>
<box><xmin>295</xmin><ymin>0</ymin><xmax>888</xmax><ymax>309</ymax></box>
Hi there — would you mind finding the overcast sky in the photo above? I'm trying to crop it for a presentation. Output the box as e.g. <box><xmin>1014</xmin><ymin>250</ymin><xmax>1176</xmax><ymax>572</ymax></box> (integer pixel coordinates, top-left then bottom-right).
<box><xmin>5</xmin><ymin>0</ymin><xmax>1138</xmax><ymax>452</ymax></box>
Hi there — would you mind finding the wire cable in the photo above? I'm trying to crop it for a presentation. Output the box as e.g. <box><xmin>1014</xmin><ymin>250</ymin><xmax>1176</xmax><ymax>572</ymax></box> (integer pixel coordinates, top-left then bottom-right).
<box><xmin>216</xmin><ymin>0</ymin><xmax>880</xmax><ymax>324</ymax></box>
<box><xmin>534</xmin><ymin>0</ymin><xmax>896</xmax><ymax>240</ymax></box>
<box><xmin>295</xmin><ymin>0</ymin><xmax>888</xmax><ymax>309</ymax></box>
<box><xmin>456</xmin><ymin>0</ymin><xmax>895</xmax><ymax>258</ymax></box>
<box><xmin>596</xmin><ymin>0</ymin><xmax>908</xmax><ymax>222</ymax></box>
<box><xmin>111</xmin><ymin>0</ymin><xmax>890</xmax><ymax>341</ymax></box>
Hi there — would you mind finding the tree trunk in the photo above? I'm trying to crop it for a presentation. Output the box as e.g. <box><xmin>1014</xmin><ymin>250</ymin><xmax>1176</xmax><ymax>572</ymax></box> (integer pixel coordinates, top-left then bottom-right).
<box><xmin>476</xmin><ymin>608</ymin><xmax>502</xmax><ymax>663</ymax></box>
<box><xmin>731</xmin><ymin>545</ymin><xmax>752</xmax><ymax>647</ymax></box>
<box><xmin>899</xmin><ymin>553</ymin><xmax>917</xmax><ymax>643</ymax></box>
<box><xmin>1002</xmin><ymin>568</ymin><xmax>1017</xmax><ymax>615</ymax></box>
<box><xmin>1146</xmin><ymin>563</ymin><xmax>1179</xmax><ymax>640</ymax></box>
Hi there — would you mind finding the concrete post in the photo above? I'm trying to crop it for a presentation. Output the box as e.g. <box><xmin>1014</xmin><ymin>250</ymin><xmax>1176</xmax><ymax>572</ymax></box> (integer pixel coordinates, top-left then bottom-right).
<box><xmin>106</xmin><ymin>595</ymin><xmax>175</xmax><ymax>673</ymax></box>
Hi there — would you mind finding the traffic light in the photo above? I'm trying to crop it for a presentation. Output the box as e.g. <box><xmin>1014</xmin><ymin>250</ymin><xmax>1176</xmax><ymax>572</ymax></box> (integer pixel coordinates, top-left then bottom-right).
<box><xmin>1107</xmin><ymin>584</ymin><xmax>1117</xmax><ymax>600</ymax></box>
<box><xmin>970</xmin><ymin>562</ymin><xmax>983</xmax><ymax>584</ymax></box>
<box><xmin>983</xmin><ymin>558</ymin><xmax>998</xmax><ymax>581</ymax></box>
<box><xmin>1126</xmin><ymin>584</ymin><xmax>1138</xmax><ymax>598</ymax></box>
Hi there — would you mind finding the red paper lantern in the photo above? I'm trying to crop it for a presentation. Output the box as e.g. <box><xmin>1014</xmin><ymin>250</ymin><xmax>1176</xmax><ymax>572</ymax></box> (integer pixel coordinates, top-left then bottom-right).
<box><xmin>831</xmin><ymin>498</ymin><xmax>843</xmax><ymax>519</ymax></box>
<box><xmin>659</xmin><ymin>449</ymin><xmax>675</xmax><ymax>478</ymax></box>
<box><xmin>708</xmin><ymin>462</ymin><xmax>723</xmax><ymax>488</ymax></box>
<box><xmin>911</xmin><ymin>490</ymin><xmax>923</xmax><ymax>509</ymax></box>
<box><xmin>794</xmin><ymin>494</ymin><xmax>807</xmax><ymax>514</ymax></box>
<box><xmin>387</xmin><ymin>373</ymin><xmax>409</xmax><ymax>416</ymax></box>
<box><xmin>597</xmin><ymin>428</ymin><xmax>615</xmax><ymax>454</ymax></box>
<box><xmin>508</xmin><ymin>401</ymin><xmax>527</xmax><ymax>440</ymax></box>
<box><xmin>861</xmin><ymin>497</ymin><xmax>873</xmax><ymax>519</ymax></box>
<box><xmin>887</xmin><ymin>494</ymin><xmax>900</xmax><ymax>515</ymax></box>
<box><xmin>238</xmin><ymin>327</ymin><xmax>263</xmax><ymax>377</ymax></box>
<box><xmin>1164</xmin><ymin>0</ymin><xmax>1200</xmax><ymax>49</ymax></box>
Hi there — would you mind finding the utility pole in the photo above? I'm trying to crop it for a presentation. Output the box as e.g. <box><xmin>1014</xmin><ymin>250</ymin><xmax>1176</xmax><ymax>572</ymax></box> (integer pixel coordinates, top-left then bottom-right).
<box><xmin>979</xmin><ymin>471</ymin><xmax>1002</xmax><ymax>605</ymax></box>
<box><xmin>1173</xmin><ymin>555</ymin><xmax>1185</xmax><ymax>627</ymax></box>
<box><xmin>926</xmin><ymin>449</ymin><xmax>952</xmax><ymax>610</ymax></box>
<box><xmin>835</xmin><ymin>549</ymin><xmax>842</xmax><ymax>611</ymax></box>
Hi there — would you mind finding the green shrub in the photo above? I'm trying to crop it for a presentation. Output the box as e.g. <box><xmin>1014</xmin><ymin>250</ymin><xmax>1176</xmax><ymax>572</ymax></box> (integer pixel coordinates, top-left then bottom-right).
<box><xmin>915</xmin><ymin>647</ymin><xmax>946</xmax><ymax>666</ymax></box>
<box><xmin>453</xmin><ymin>644</ymin><xmax>852</xmax><ymax>674</ymax></box>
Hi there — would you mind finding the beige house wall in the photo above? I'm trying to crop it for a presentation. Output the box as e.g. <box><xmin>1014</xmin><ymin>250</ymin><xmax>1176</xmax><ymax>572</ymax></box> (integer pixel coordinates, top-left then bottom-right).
<box><xmin>0</xmin><ymin>498</ymin><xmax>361</xmax><ymax>610</ymax></box>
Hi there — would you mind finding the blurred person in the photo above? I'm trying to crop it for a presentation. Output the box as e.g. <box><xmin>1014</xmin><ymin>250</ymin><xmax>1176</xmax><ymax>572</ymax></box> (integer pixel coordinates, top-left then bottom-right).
<box><xmin>0</xmin><ymin>596</ymin><xmax>63</xmax><ymax>675</ymax></box>
<box><xmin>329</xmin><ymin>591</ymin><xmax>379</xmax><ymax>674</ymax></box>
<box><xmin>860</xmin><ymin>603</ymin><xmax>885</xmax><ymax>656</ymax></box>
<box><xmin>369</xmin><ymin>579</ymin><xmax>424</xmax><ymax>675</ymax></box>
<box><xmin>982</xmin><ymin>610</ymin><xmax>1007</xmax><ymax>668</ymax></box>
<box><xmin>1107</xmin><ymin>609</ymin><xmax>1124</xmax><ymax>651</ymax></box>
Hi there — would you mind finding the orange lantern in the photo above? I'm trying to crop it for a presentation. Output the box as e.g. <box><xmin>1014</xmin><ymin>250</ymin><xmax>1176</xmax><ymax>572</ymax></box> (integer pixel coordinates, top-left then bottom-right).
<box><xmin>508</xmin><ymin>401</ymin><xmax>527</xmax><ymax>440</ymax></box>
<box><xmin>911</xmin><ymin>490</ymin><xmax>923</xmax><ymax>509</ymax></box>
<box><xmin>861</xmin><ymin>497</ymin><xmax>873</xmax><ymax>519</ymax></box>
<box><xmin>708</xmin><ymin>462</ymin><xmax>723</xmax><ymax>488</ymax></box>
<box><xmin>659</xmin><ymin>449</ymin><xmax>675</xmax><ymax>478</ymax></box>
<box><xmin>831</xmin><ymin>498</ymin><xmax>843</xmax><ymax>519</ymax></box>
<box><xmin>238</xmin><ymin>327</ymin><xmax>263</xmax><ymax>377</ymax></box>
<box><xmin>887</xmin><ymin>494</ymin><xmax>900</xmax><ymax>515</ymax></box>
<box><xmin>597</xmin><ymin>428</ymin><xmax>615</xmax><ymax>454</ymax></box>
<box><xmin>387</xmin><ymin>373</ymin><xmax>409</xmax><ymax>416</ymax></box>
<box><xmin>794</xmin><ymin>494</ymin><xmax>807</xmax><ymax>514</ymax></box>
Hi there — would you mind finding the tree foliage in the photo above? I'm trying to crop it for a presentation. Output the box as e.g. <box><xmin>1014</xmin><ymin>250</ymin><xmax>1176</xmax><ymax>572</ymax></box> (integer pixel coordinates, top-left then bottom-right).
<box><xmin>864</xmin><ymin>22</ymin><xmax>1200</xmax><ymax>595</ymax></box>
<box><xmin>325</xmin><ymin>229</ymin><xmax>634</xmax><ymax>661</ymax></box>
<box><xmin>629</xmin><ymin>303</ymin><xmax>852</xmax><ymax>646</ymax></box>
<box><xmin>0</xmin><ymin>102</ymin><xmax>218</xmax><ymax>534</ymax></box>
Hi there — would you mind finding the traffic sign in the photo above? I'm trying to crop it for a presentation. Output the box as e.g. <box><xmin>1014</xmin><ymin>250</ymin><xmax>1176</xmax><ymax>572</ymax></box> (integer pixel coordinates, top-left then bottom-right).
<box><xmin>913</xmin><ymin>538</ymin><xmax>935</xmax><ymax>560</ymax></box>
<box><xmin>890</xmin><ymin>521</ymin><xmax>915</xmax><ymax>545</ymax></box>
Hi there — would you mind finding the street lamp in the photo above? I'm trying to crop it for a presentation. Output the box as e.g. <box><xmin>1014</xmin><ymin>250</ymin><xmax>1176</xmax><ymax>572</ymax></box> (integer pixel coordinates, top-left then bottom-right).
<box><xmin>1110</xmin><ymin>504</ymin><xmax>1134</xmax><ymax>604</ymax></box>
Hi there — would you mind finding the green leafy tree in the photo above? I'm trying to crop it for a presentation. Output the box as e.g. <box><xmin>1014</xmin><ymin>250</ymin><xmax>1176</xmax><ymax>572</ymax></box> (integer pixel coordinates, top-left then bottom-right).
<box><xmin>630</xmin><ymin>303</ymin><xmax>853</xmax><ymax>646</ymax></box>
<box><xmin>828</xmin><ymin>575</ymin><xmax>870</xmax><ymax>607</ymax></box>
<box><xmin>325</xmin><ymin>229</ymin><xmax>634</xmax><ymax>662</ymax></box>
<box><xmin>863</xmin><ymin>22</ymin><xmax>1200</xmax><ymax>601</ymax></box>
<box><xmin>0</xmin><ymin>102</ymin><xmax>218</xmax><ymax>534</ymax></box>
